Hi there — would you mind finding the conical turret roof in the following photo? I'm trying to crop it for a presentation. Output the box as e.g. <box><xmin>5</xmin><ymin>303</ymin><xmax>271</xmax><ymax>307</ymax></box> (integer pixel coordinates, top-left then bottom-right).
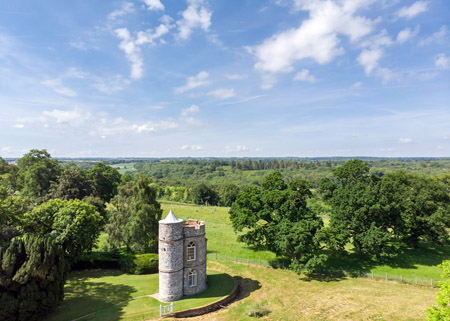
<box><xmin>159</xmin><ymin>209</ymin><xmax>183</xmax><ymax>224</ymax></box>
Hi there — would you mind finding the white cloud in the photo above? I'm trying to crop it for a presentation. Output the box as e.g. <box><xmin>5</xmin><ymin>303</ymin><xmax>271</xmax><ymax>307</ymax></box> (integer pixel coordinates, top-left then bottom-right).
<box><xmin>175</xmin><ymin>71</ymin><xmax>210</xmax><ymax>93</ymax></box>
<box><xmin>351</xmin><ymin>81</ymin><xmax>363</xmax><ymax>88</ymax></box>
<box><xmin>132</xmin><ymin>120</ymin><xmax>178</xmax><ymax>133</ymax></box>
<box><xmin>41</xmin><ymin>79</ymin><xmax>77</xmax><ymax>97</ymax></box>
<box><xmin>108</xmin><ymin>2</ymin><xmax>135</xmax><ymax>21</ymax></box>
<box><xmin>181</xmin><ymin>144</ymin><xmax>203</xmax><ymax>151</ymax></box>
<box><xmin>419</xmin><ymin>25</ymin><xmax>448</xmax><ymax>46</ymax></box>
<box><xmin>143</xmin><ymin>0</ymin><xmax>164</xmax><ymax>11</ymax></box>
<box><xmin>115</xmin><ymin>28</ymin><xmax>143</xmax><ymax>79</ymax></box>
<box><xmin>115</xmin><ymin>23</ymin><xmax>170</xmax><ymax>79</ymax></box>
<box><xmin>208</xmin><ymin>88</ymin><xmax>235</xmax><ymax>99</ymax></box>
<box><xmin>435</xmin><ymin>54</ymin><xmax>450</xmax><ymax>70</ymax></box>
<box><xmin>357</xmin><ymin>30</ymin><xmax>395</xmax><ymax>82</ymax></box>
<box><xmin>261</xmin><ymin>74</ymin><xmax>277</xmax><ymax>90</ymax></box>
<box><xmin>358</xmin><ymin>48</ymin><xmax>383</xmax><ymax>75</ymax></box>
<box><xmin>42</xmin><ymin>108</ymin><xmax>91</xmax><ymax>126</ymax></box>
<box><xmin>92</xmin><ymin>75</ymin><xmax>125</xmax><ymax>93</ymax></box>
<box><xmin>13</xmin><ymin>124</ymin><xmax>24</xmax><ymax>129</ymax></box>
<box><xmin>399</xmin><ymin>137</ymin><xmax>413</xmax><ymax>143</ymax></box>
<box><xmin>397</xmin><ymin>1</ymin><xmax>428</xmax><ymax>19</ymax></box>
<box><xmin>177</xmin><ymin>0</ymin><xmax>212</xmax><ymax>40</ymax></box>
<box><xmin>181</xmin><ymin>104</ymin><xmax>200</xmax><ymax>116</ymax></box>
<box><xmin>224</xmin><ymin>73</ymin><xmax>248</xmax><ymax>80</ymax></box>
<box><xmin>396</xmin><ymin>26</ymin><xmax>420</xmax><ymax>44</ymax></box>
<box><xmin>251</xmin><ymin>0</ymin><xmax>376</xmax><ymax>74</ymax></box>
<box><xmin>226</xmin><ymin>145</ymin><xmax>249</xmax><ymax>153</ymax></box>
<box><xmin>293</xmin><ymin>69</ymin><xmax>316</xmax><ymax>83</ymax></box>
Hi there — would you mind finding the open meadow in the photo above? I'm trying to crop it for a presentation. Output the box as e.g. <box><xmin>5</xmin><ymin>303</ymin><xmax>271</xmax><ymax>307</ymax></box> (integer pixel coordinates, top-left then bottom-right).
<box><xmin>159</xmin><ymin>202</ymin><xmax>450</xmax><ymax>283</ymax></box>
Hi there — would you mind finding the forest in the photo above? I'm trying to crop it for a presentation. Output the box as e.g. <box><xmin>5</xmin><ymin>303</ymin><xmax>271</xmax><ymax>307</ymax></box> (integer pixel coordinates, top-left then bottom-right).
<box><xmin>2</xmin><ymin>150</ymin><xmax>450</xmax><ymax>320</ymax></box>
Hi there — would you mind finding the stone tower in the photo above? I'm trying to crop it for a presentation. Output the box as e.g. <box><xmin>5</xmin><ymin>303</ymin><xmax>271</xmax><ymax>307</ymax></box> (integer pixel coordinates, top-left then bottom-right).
<box><xmin>158</xmin><ymin>210</ymin><xmax>207</xmax><ymax>302</ymax></box>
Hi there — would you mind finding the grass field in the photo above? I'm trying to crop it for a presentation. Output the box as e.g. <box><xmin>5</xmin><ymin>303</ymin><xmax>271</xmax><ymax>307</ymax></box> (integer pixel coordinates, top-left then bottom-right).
<box><xmin>46</xmin><ymin>269</ymin><xmax>235</xmax><ymax>321</ymax></box>
<box><xmin>46</xmin><ymin>261</ymin><xmax>438</xmax><ymax>321</ymax></box>
<box><xmin>186</xmin><ymin>261</ymin><xmax>438</xmax><ymax>321</ymax></box>
<box><xmin>158</xmin><ymin>202</ymin><xmax>450</xmax><ymax>283</ymax></box>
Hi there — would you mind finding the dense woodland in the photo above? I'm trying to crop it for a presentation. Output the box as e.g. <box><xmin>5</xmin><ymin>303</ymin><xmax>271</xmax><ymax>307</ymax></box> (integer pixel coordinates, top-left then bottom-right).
<box><xmin>2</xmin><ymin>151</ymin><xmax>450</xmax><ymax>320</ymax></box>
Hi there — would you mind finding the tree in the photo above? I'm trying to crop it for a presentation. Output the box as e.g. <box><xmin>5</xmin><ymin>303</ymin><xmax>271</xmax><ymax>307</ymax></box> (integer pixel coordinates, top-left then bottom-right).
<box><xmin>326</xmin><ymin>160</ymin><xmax>396</xmax><ymax>258</ymax></box>
<box><xmin>106</xmin><ymin>176</ymin><xmax>162</xmax><ymax>253</ymax></box>
<box><xmin>17</xmin><ymin>149</ymin><xmax>61</xmax><ymax>202</ymax></box>
<box><xmin>230</xmin><ymin>172</ymin><xmax>325</xmax><ymax>271</ymax></box>
<box><xmin>381</xmin><ymin>171</ymin><xmax>450</xmax><ymax>248</ymax></box>
<box><xmin>0</xmin><ymin>157</ymin><xmax>18</xmax><ymax>190</ymax></box>
<box><xmin>0</xmin><ymin>234</ymin><xmax>67</xmax><ymax>321</ymax></box>
<box><xmin>191</xmin><ymin>183</ymin><xmax>218</xmax><ymax>206</ymax></box>
<box><xmin>46</xmin><ymin>164</ymin><xmax>93</xmax><ymax>201</ymax></box>
<box><xmin>218</xmin><ymin>183</ymin><xmax>240</xmax><ymax>207</ymax></box>
<box><xmin>87</xmin><ymin>162</ymin><xmax>121</xmax><ymax>202</ymax></box>
<box><xmin>427</xmin><ymin>261</ymin><xmax>450</xmax><ymax>320</ymax></box>
<box><xmin>25</xmin><ymin>199</ymin><xmax>104</xmax><ymax>260</ymax></box>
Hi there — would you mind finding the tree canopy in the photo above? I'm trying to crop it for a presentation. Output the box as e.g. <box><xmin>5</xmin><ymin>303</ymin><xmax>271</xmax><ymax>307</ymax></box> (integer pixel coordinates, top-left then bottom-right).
<box><xmin>106</xmin><ymin>176</ymin><xmax>162</xmax><ymax>253</ymax></box>
<box><xmin>230</xmin><ymin>172</ymin><xmax>325</xmax><ymax>271</ymax></box>
<box><xmin>25</xmin><ymin>199</ymin><xmax>104</xmax><ymax>260</ymax></box>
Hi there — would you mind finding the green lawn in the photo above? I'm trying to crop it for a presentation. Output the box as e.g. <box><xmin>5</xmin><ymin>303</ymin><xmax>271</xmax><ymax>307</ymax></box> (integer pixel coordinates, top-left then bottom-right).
<box><xmin>47</xmin><ymin>269</ymin><xmax>234</xmax><ymax>321</ymax></box>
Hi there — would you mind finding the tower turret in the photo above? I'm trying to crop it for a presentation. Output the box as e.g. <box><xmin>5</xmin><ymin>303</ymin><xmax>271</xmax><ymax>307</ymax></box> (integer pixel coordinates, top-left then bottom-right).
<box><xmin>158</xmin><ymin>210</ymin><xmax>184</xmax><ymax>302</ymax></box>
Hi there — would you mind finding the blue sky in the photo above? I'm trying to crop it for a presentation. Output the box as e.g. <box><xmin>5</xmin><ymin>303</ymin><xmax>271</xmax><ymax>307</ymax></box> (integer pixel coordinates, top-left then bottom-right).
<box><xmin>0</xmin><ymin>0</ymin><xmax>449</xmax><ymax>157</ymax></box>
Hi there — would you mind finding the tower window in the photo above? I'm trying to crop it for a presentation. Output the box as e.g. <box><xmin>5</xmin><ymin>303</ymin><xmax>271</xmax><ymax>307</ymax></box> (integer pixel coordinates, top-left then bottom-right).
<box><xmin>187</xmin><ymin>242</ymin><xmax>196</xmax><ymax>261</ymax></box>
<box><xmin>188</xmin><ymin>270</ymin><xmax>197</xmax><ymax>287</ymax></box>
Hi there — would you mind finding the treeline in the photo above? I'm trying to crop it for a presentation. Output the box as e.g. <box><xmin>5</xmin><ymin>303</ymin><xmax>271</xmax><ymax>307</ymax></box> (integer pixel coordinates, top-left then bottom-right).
<box><xmin>230</xmin><ymin>159</ymin><xmax>450</xmax><ymax>272</ymax></box>
<box><xmin>0</xmin><ymin>150</ymin><xmax>162</xmax><ymax>320</ymax></box>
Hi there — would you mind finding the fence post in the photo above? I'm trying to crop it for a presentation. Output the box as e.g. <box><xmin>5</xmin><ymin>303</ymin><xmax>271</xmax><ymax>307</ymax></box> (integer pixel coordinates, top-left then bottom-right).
<box><xmin>371</xmin><ymin>272</ymin><xmax>373</xmax><ymax>280</ymax></box>
<box><xmin>431</xmin><ymin>279</ymin><xmax>433</xmax><ymax>287</ymax></box>
<box><xmin>415</xmin><ymin>276</ymin><xmax>417</xmax><ymax>285</ymax></box>
<box><xmin>385</xmin><ymin>273</ymin><xmax>387</xmax><ymax>282</ymax></box>
<box><xmin>400</xmin><ymin>275</ymin><xmax>402</xmax><ymax>283</ymax></box>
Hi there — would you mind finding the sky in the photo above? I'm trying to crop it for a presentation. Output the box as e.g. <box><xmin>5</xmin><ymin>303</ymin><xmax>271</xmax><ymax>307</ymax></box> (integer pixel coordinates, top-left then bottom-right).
<box><xmin>0</xmin><ymin>0</ymin><xmax>449</xmax><ymax>158</ymax></box>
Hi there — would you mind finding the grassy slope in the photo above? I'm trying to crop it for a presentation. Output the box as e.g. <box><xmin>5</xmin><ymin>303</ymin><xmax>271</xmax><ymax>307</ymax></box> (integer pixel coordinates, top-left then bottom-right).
<box><xmin>181</xmin><ymin>261</ymin><xmax>438</xmax><ymax>321</ymax></box>
<box><xmin>159</xmin><ymin>202</ymin><xmax>450</xmax><ymax>282</ymax></box>
<box><xmin>47</xmin><ymin>269</ymin><xmax>234</xmax><ymax>321</ymax></box>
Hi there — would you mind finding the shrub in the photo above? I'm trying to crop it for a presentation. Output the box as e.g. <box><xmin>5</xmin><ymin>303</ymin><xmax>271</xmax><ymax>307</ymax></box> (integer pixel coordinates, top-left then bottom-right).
<box><xmin>119</xmin><ymin>252</ymin><xmax>158</xmax><ymax>275</ymax></box>
<box><xmin>246</xmin><ymin>301</ymin><xmax>271</xmax><ymax>318</ymax></box>
<box><xmin>72</xmin><ymin>251</ymin><xmax>120</xmax><ymax>270</ymax></box>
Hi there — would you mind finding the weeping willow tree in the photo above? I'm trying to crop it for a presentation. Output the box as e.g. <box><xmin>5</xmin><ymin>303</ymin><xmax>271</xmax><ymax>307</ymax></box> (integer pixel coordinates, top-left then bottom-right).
<box><xmin>0</xmin><ymin>234</ymin><xmax>68</xmax><ymax>321</ymax></box>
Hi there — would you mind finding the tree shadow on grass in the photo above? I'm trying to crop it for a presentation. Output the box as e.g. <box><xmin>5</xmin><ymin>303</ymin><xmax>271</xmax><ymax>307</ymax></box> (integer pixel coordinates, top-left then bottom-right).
<box><xmin>47</xmin><ymin>270</ymin><xmax>135</xmax><ymax>321</ymax></box>
<box><xmin>303</xmin><ymin>241</ymin><xmax>450</xmax><ymax>282</ymax></box>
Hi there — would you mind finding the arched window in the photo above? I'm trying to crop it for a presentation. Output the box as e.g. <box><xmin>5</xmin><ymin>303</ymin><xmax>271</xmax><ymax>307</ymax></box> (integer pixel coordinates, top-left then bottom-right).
<box><xmin>188</xmin><ymin>270</ymin><xmax>197</xmax><ymax>287</ymax></box>
<box><xmin>187</xmin><ymin>242</ymin><xmax>196</xmax><ymax>261</ymax></box>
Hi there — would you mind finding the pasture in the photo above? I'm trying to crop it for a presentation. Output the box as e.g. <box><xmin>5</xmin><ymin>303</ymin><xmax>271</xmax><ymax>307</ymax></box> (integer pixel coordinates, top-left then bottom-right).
<box><xmin>159</xmin><ymin>202</ymin><xmax>450</xmax><ymax>282</ymax></box>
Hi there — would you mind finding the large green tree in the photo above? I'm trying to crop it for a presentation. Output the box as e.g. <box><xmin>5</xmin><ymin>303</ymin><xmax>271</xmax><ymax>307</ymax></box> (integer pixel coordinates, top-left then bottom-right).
<box><xmin>381</xmin><ymin>171</ymin><xmax>450</xmax><ymax>248</ymax></box>
<box><xmin>87</xmin><ymin>162</ymin><xmax>121</xmax><ymax>202</ymax></box>
<box><xmin>107</xmin><ymin>176</ymin><xmax>162</xmax><ymax>253</ymax></box>
<box><xmin>17</xmin><ymin>149</ymin><xmax>61</xmax><ymax>202</ymax></box>
<box><xmin>324</xmin><ymin>160</ymin><xmax>396</xmax><ymax>258</ymax></box>
<box><xmin>25</xmin><ymin>199</ymin><xmax>104</xmax><ymax>260</ymax></box>
<box><xmin>190</xmin><ymin>183</ymin><xmax>218</xmax><ymax>206</ymax></box>
<box><xmin>218</xmin><ymin>183</ymin><xmax>240</xmax><ymax>207</ymax></box>
<box><xmin>46</xmin><ymin>164</ymin><xmax>93</xmax><ymax>201</ymax></box>
<box><xmin>230</xmin><ymin>172</ymin><xmax>325</xmax><ymax>271</ymax></box>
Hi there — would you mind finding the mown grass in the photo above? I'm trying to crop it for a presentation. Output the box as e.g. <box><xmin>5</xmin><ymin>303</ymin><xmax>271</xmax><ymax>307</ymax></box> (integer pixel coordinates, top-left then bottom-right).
<box><xmin>47</xmin><ymin>269</ymin><xmax>234</xmax><ymax>321</ymax></box>
<box><xmin>193</xmin><ymin>261</ymin><xmax>438</xmax><ymax>321</ymax></box>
